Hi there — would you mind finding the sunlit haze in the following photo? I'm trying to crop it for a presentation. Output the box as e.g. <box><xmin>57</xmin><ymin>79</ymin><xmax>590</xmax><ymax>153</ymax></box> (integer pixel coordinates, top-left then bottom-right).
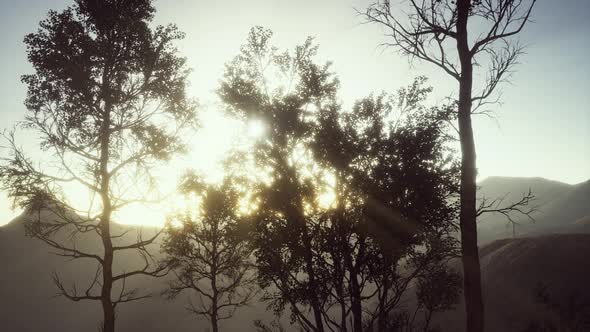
<box><xmin>1</xmin><ymin>0</ymin><xmax>588</xmax><ymax>227</ymax></box>
<box><xmin>1</xmin><ymin>2</ymin><xmax>590</xmax><ymax>332</ymax></box>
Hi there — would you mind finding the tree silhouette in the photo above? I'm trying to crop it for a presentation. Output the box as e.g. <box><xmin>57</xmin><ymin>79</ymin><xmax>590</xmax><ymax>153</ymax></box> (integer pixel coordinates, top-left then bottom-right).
<box><xmin>371</xmin><ymin>263</ymin><xmax>461</xmax><ymax>332</ymax></box>
<box><xmin>220</xmin><ymin>27</ymin><xmax>460</xmax><ymax>332</ymax></box>
<box><xmin>311</xmin><ymin>78</ymin><xmax>460</xmax><ymax>332</ymax></box>
<box><xmin>219</xmin><ymin>26</ymin><xmax>338</xmax><ymax>332</ymax></box>
<box><xmin>476</xmin><ymin>187</ymin><xmax>537</xmax><ymax>237</ymax></box>
<box><xmin>362</xmin><ymin>1</ymin><xmax>537</xmax><ymax>331</ymax></box>
<box><xmin>0</xmin><ymin>1</ymin><xmax>196</xmax><ymax>331</ymax></box>
<box><xmin>415</xmin><ymin>264</ymin><xmax>462</xmax><ymax>331</ymax></box>
<box><xmin>162</xmin><ymin>175</ymin><xmax>256</xmax><ymax>332</ymax></box>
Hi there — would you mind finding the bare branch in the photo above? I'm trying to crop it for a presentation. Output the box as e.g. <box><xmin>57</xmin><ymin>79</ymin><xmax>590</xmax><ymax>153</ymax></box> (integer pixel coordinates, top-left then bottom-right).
<box><xmin>52</xmin><ymin>267</ymin><xmax>101</xmax><ymax>302</ymax></box>
<box><xmin>477</xmin><ymin>188</ymin><xmax>539</xmax><ymax>236</ymax></box>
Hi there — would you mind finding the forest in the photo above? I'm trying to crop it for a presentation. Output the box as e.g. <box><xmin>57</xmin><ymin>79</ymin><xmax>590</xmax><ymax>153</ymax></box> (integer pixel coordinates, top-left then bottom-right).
<box><xmin>1</xmin><ymin>1</ymin><xmax>589</xmax><ymax>332</ymax></box>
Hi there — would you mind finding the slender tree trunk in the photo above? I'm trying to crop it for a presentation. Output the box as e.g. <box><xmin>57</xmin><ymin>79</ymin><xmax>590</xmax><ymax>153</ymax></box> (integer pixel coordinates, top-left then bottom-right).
<box><xmin>377</xmin><ymin>255</ymin><xmax>393</xmax><ymax>332</ymax></box>
<box><xmin>377</xmin><ymin>256</ymin><xmax>392</xmax><ymax>332</ymax></box>
<box><xmin>349</xmin><ymin>271</ymin><xmax>363</xmax><ymax>332</ymax></box>
<box><xmin>339</xmin><ymin>214</ymin><xmax>362</xmax><ymax>332</ymax></box>
<box><xmin>301</xmin><ymin>224</ymin><xmax>325</xmax><ymax>332</ymax></box>
<box><xmin>101</xmin><ymin>223</ymin><xmax>115</xmax><ymax>332</ymax></box>
<box><xmin>333</xmin><ymin>257</ymin><xmax>348</xmax><ymax>332</ymax></box>
<box><xmin>277</xmin><ymin>153</ymin><xmax>324</xmax><ymax>332</ymax></box>
<box><xmin>211</xmin><ymin>293</ymin><xmax>219</xmax><ymax>332</ymax></box>
<box><xmin>334</xmin><ymin>176</ymin><xmax>348</xmax><ymax>332</ymax></box>
<box><xmin>344</xmin><ymin>248</ymin><xmax>363</xmax><ymax>332</ymax></box>
<box><xmin>456</xmin><ymin>1</ymin><xmax>484</xmax><ymax>332</ymax></box>
<box><xmin>211</xmin><ymin>220</ymin><xmax>220</xmax><ymax>332</ymax></box>
<box><xmin>339</xmin><ymin>292</ymin><xmax>347</xmax><ymax>332</ymax></box>
<box><xmin>99</xmin><ymin>105</ymin><xmax>115</xmax><ymax>332</ymax></box>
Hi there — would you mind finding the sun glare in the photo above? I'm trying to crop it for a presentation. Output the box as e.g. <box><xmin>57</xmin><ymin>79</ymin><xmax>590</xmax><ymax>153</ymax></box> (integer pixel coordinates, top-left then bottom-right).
<box><xmin>318</xmin><ymin>190</ymin><xmax>337</xmax><ymax>209</ymax></box>
<box><xmin>3</xmin><ymin>106</ymin><xmax>315</xmax><ymax>229</ymax></box>
<box><xmin>15</xmin><ymin>107</ymin><xmax>264</xmax><ymax>228</ymax></box>
<box><xmin>112</xmin><ymin>110</ymin><xmax>270</xmax><ymax>227</ymax></box>
<box><xmin>247</xmin><ymin>119</ymin><xmax>267</xmax><ymax>138</ymax></box>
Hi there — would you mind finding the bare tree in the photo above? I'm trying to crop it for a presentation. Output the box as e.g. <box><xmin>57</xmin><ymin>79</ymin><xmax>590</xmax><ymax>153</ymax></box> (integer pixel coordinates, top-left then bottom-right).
<box><xmin>362</xmin><ymin>1</ymin><xmax>537</xmax><ymax>331</ymax></box>
<box><xmin>162</xmin><ymin>175</ymin><xmax>256</xmax><ymax>332</ymax></box>
<box><xmin>476</xmin><ymin>188</ymin><xmax>538</xmax><ymax>237</ymax></box>
<box><xmin>0</xmin><ymin>1</ymin><xmax>196</xmax><ymax>331</ymax></box>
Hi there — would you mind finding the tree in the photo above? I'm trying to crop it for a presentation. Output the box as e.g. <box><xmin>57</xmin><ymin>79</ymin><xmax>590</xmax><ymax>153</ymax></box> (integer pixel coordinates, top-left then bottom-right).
<box><xmin>162</xmin><ymin>175</ymin><xmax>256</xmax><ymax>332</ymax></box>
<box><xmin>362</xmin><ymin>1</ymin><xmax>537</xmax><ymax>331</ymax></box>
<box><xmin>312</xmin><ymin>80</ymin><xmax>460</xmax><ymax>332</ymax></box>
<box><xmin>375</xmin><ymin>263</ymin><xmax>461</xmax><ymax>332</ymax></box>
<box><xmin>218</xmin><ymin>26</ymin><xmax>339</xmax><ymax>332</ymax></box>
<box><xmin>415</xmin><ymin>264</ymin><xmax>462</xmax><ymax>331</ymax></box>
<box><xmin>476</xmin><ymin>187</ymin><xmax>537</xmax><ymax>237</ymax></box>
<box><xmin>0</xmin><ymin>1</ymin><xmax>196</xmax><ymax>331</ymax></box>
<box><xmin>220</xmin><ymin>27</ymin><xmax>461</xmax><ymax>331</ymax></box>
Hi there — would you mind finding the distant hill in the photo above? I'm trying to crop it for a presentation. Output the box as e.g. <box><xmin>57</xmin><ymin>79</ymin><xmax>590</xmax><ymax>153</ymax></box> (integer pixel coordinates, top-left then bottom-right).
<box><xmin>435</xmin><ymin>234</ymin><xmax>590</xmax><ymax>332</ymax></box>
<box><xmin>1</xmin><ymin>176</ymin><xmax>589</xmax><ymax>331</ymax></box>
<box><xmin>476</xmin><ymin>177</ymin><xmax>590</xmax><ymax>243</ymax></box>
<box><xmin>0</xmin><ymin>213</ymin><xmax>274</xmax><ymax>332</ymax></box>
<box><xmin>478</xmin><ymin>177</ymin><xmax>573</xmax><ymax>204</ymax></box>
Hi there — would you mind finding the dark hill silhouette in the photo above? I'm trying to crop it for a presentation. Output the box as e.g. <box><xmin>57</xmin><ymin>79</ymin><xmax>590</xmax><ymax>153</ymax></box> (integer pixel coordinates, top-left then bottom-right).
<box><xmin>435</xmin><ymin>233</ymin><xmax>590</xmax><ymax>332</ymax></box>
<box><xmin>0</xmin><ymin>212</ymin><xmax>273</xmax><ymax>332</ymax></box>
<box><xmin>476</xmin><ymin>177</ymin><xmax>590</xmax><ymax>242</ymax></box>
<box><xmin>541</xmin><ymin>180</ymin><xmax>590</xmax><ymax>226</ymax></box>
<box><xmin>2</xmin><ymin>176</ymin><xmax>589</xmax><ymax>331</ymax></box>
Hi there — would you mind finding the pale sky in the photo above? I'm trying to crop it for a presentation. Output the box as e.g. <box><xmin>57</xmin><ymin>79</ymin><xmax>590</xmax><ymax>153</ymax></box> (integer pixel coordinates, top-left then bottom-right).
<box><xmin>1</xmin><ymin>0</ymin><xmax>589</xmax><ymax>225</ymax></box>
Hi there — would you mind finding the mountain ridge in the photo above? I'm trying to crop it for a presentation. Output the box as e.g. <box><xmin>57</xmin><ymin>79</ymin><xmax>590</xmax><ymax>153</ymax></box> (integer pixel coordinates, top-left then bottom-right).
<box><xmin>1</xmin><ymin>175</ymin><xmax>589</xmax><ymax>331</ymax></box>
<box><xmin>476</xmin><ymin>176</ymin><xmax>590</xmax><ymax>242</ymax></box>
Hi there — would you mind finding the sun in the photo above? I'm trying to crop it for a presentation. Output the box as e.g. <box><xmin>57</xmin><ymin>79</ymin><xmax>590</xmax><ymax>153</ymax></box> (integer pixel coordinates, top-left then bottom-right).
<box><xmin>4</xmin><ymin>107</ymin><xmax>267</xmax><ymax>229</ymax></box>
<box><xmin>114</xmin><ymin>111</ymin><xmax>269</xmax><ymax>227</ymax></box>
<box><xmin>247</xmin><ymin>119</ymin><xmax>266</xmax><ymax>138</ymax></box>
<box><xmin>0</xmin><ymin>106</ymin><xmax>343</xmax><ymax>229</ymax></box>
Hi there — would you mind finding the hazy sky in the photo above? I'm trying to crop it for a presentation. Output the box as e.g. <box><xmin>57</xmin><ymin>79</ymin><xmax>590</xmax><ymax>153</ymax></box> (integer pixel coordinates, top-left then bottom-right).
<box><xmin>1</xmin><ymin>0</ymin><xmax>589</xmax><ymax>223</ymax></box>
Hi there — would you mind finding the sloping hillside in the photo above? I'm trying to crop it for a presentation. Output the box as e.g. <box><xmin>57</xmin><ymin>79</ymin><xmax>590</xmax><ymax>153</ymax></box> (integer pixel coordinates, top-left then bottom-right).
<box><xmin>477</xmin><ymin>177</ymin><xmax>573</xmax><ymax>205</ymax></box>
<box><xmin>476</xmin><ymin>177</ymin><xmax>590</xmax><ymax>242</ymax></box>
<box><xmin>2</xmin><ymin>177</ymin><xmax>589</xmax><ymax>331</ymax></box>
<box><xmin>540</xmin><ymin>180</ymin><xmax>590</xmax><ymax>227</ymax></box>
<box><xmin>0</xmin><ymin>213</ymin><xmax>273</xmax><ymax>332</ymax></box>
<box><xmin>435</xmin><ymin>234</ymin><xmax>590</xmax><ymax>332</ymax></box>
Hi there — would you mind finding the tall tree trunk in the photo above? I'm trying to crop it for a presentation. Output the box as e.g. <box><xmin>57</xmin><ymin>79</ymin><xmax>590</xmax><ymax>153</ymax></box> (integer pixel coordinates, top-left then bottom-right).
<box><xmin>348</xmin><ymin>269</ymin><xmax>363</xmax><ymax>332</ymax></box>
<box><xmin>211</xmin><ymin>293</ymin><xmax>219</xmax><ymax>332</ymax></box>
<box><xmin>301</xmin><ymin>224</ymin><xmax>325</xmax><ymax>332</ymax></box>
<box><xmin>377</xmin><ymin>266</ymin><xmax>391</xmax><ymax>332</ymax></box>
<box><xmin>281</xmin><ymin>154</ymin><xmax>324</xmax><ymax>332</ymax></box>
<box><xmin>344</xmin><ymin>243</ymin><xmax>363</xmax><ymax>332</ymax></box>
<box><xmin>333</xmin><ymin>256</ymin><xmax>348</xmax><ymax>332</ymax></box>
<box><xmin>333</xmin><ymin>176</ymin><xmax>348</xmax><ymax>332</ymax></box>
<box><xmin>338</xmin><ymin>289</ymin><xmax>347</xmax><ymax>332</ymax></box>
<box><xmin>99</xmin><ymin>105</ymin><xmax>115</xmax><ymax>332</ymax></box>
<box><xmin>456</xmin><ymin>1</ymin><xmax>485</xmax><ymax>332</ymax></box>
<box><xmin>101</xmin><ymin>223</ymin><xmax>115</xmax><ymax>332</ymax></box>
<box><xmin>211</xmin><ymin>219</ymin><xmax>220</xmax><ymax>332</ymax></box>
